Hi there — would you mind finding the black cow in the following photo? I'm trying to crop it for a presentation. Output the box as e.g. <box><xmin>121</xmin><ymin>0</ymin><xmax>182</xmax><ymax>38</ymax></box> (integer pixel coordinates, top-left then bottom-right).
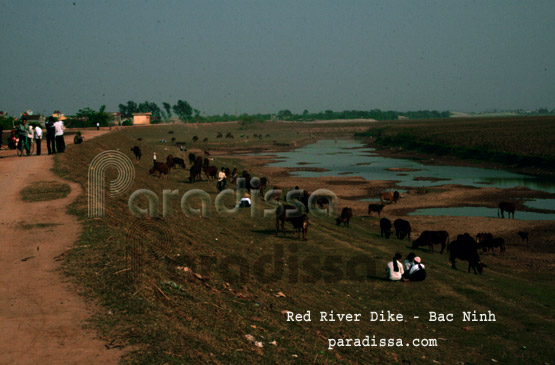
<box><xmin>130</xmin><ymin>146</ymin><xmax>142</xmax><ymax>161</ymax></box>
<box><xmin>380</xmin><ymin>218</ymin><xmax>392</xmax><ymax>239</ymax></box>
<box><xmin>188</xmin><ymin>153</ymin><xmax>196</xmax><ymax>165</ymax></box>
<box><xmin>173</xmin><ymin>157</ymin><xmax>186</xmax><ymax>169</ymax></box>
<box><xmin>498</xmin><ymin>201</ymin><xmax>515</xmax><ymax>219</ymax></box>
<box><xmin>189</xmin><ymin>164</ymin><xmax>202</xmax><ymax>183</ymax></box>
<box><xmin>275</xmin><ymin>204</ymin><xmax>309</xmax><ymax>240</ymax></box>
<box><xmin>448</xmin><ymin>233</ymin><xmax>486</xmax><ymax>274</ymax></box>
<box><xmin>393</xmin><ymin>219</ymin><xmax>411</xmax><ymax>240</ymax></box>
<box><xmin>412</xmin><ymin>230</ymin><xmax>449</xmax><ymax>254</ymax></box>
<box><xmin>481</xmin><ymin>237</ymin><xmax>506</xmax><ymax>255</ymax></box>
<box><xmin>336</xmin><ymin>207</ymin><xmax>353</xmax><ymax>227</ymax></box>
<box><xmin>517</xmin><ymin>231</ymin><xmax>529</xmax><ymax>243</ymax></box>
<box><xmin>368</xmin><ymin>203</ymin><xmax>385</xmax><ymax>216</ymax></box>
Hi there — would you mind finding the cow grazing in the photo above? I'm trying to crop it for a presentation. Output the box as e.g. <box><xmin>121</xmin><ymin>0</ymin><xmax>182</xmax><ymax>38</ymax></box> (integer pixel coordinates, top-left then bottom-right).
<box><xmin>380</xmin><ymin>218</ymin><xmax>392</xmax><ymax>239</ymax></box>
<box><xmin>498</xmin><ymin>201</ymin><xmax>515</xmax><ymax>219</ymax></box>
<box><xmin>192</xmin><ymin>136</ymin><xmax>199</xmax><ymax>142</ymax></box>
<box><xmin>368</xmin><ymin>203</ymin><xmax>385</xmax><ymax>216</ymax></box>
<box><xmin>448</xmin><ymin>233</ymin><xmax>486</xmax><ymax>274</ymax></box>
<box><xmin>171</xmin><ymin>137</ymin><xmax>176</xmax><ymax>142</ymax></box>
<box><xmin>517</xmin><ymin>231</ymin><xmax>529</xmax><ymax>243</ymax></box>
<box><xmin>173</xmin><ymin>157</ymin><xmax>186</xmax><ymax>169</ymax></box>
<box><xmin>225</xmin><ymin>132</ymin><xmax>234</xmax><ymax>139</ymax></box>
<box><xmin>203</xmin><ymin>165</ymin><xmax>218</xmax><ymax>180</ymax></box>
<box><xmin>275</xmin><ymin>204</ymin><xmax>309</xmax><ymax>240</ymax></box>
<box><xmin>189</xmin><ymin>164</ymin><xmax>202</xmax><ymax>183</ymax></box>
<box><xmin>412</xmin><ymin>230</ymin><xmax>449</xmax><ymax>254</ymax></box>
<box><xmin>481</xmin><ymin>237</ymin><xmax>506</xmax><ymax>255</ymax></box>
<box><xmin>380</xmin><ymin>191</ymin><xmax>400</xmax><ymax>204</ymax></box>
<box><xmin>393</xmin><ymin>219</ymin><xmax>411</xmax><ymax>240</ymax></box>
<box><xmin>168</xmin><ymin>131</ymin><xmax>174</xmax><ymax>134</ymax></box>
<box><xmin>131</xmin><ymin>146</ymin><xmax>142</xmax><ymax>161</ymax></box>
<box><xmin>336</xmin><ymin>207</ymin><xmax>353</xmax><ymax>227</ymax></box>
<box><xmin>203</xmin><ymin>137</ymin><xmax>208</xmax><ymax>142</ymax></box>
<box><xmin>217</xmin><ymin>132</ymin><xmax>223</xmax><ymax>138</ymax></box>
<box><xmin>149</xmin><ymin>162</ymin><xmax>169</xmax><ymax>179</ymax></box>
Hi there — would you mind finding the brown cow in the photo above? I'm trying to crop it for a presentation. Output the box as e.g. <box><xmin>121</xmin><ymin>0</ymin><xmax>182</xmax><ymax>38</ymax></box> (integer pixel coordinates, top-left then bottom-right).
<box><xmin>336</xmin><ymin>207</ymin><xmax>353</xmax><ymax>227</ymax></box>
<box><xmin>166</xmin><ymin>154</ymin><xmax>175</xmax><ymax>171</ymax></box>
<box><xmin>203</xmin><ymin>165</ymin><xmax>218</xmax><ymax>180</ymax></box>
<box><xmin>149</xmin><ymin>162</ymin><xmax>169</xmax><ymax>179</ymax></box>
<box><xmin>380</xmin><ymin>191</ymin><xmax>400</xmax><ymax>204</ymax></box>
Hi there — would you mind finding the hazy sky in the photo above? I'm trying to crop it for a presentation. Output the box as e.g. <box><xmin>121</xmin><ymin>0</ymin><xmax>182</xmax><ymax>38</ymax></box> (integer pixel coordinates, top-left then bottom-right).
<box><xmin>1</xmin><ymin>0</ymin><xmax>554</xmax><ymax>116</ymax></box>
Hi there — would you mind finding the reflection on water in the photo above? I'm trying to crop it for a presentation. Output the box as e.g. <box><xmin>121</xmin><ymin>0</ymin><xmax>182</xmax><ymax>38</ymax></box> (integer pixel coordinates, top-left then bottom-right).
<box><xmin>408</xmin><ymin>206</ymin><xmax>555</xmax><ymax>221</ymax></box>
<box><xmin>261</xmin><ymin>140</ymin><xmax>555</xmax><ymax>193</ymax></box>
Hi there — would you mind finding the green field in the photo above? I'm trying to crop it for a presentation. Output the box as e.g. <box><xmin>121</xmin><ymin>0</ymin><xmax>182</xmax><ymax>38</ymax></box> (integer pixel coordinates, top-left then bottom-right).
<box><xmin>54</xmin><ymin>123</ymin><xmax>554</xmax><ymax>363</ymax></box>
<box><xmin>356</xmin><ymin>116</ymin><xmax>555</xmax><ymax>170</ymax></box>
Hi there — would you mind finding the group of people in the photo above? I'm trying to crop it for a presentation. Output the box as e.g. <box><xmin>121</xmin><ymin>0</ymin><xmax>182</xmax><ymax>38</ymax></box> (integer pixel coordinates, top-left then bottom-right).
<box><xmin>387</xmin><ymin>252</ymin><xmax>426</xmax><ymax>282</ymax></box>
<box><xmin>14</xmin><ymin>116</ymin><xmax>65</xmax><ymax>155</ymax></box>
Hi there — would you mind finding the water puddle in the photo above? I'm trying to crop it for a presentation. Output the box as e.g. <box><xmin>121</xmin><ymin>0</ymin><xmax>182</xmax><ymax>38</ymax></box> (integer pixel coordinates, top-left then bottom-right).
<box><xmin>260</xmin><ymin>139</ymin><xmax>555</xmax><ymax>193</ymax></box>
<box><xmin>408</xmin><ymin>206</ymin><xmax>555</xmax><ymax>220</ymax></box>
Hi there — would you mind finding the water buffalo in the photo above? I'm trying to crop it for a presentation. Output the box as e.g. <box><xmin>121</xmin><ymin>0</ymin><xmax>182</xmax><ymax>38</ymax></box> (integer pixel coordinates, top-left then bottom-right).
<box><xmin>412</xmin><ymin>230</ymin><xmax>449</xmax><ymax>254</ymax></box>
<box><xmin>393</xmin><ymin>219</ymin><xmax>411</xmax><ymax>240</ymax></box>
<box><xmin>368</xmin><ymin>203</ymin><xmax>385</xmax><ymax>216</ymax></box>
<box><xmin>380</xmin><ymin>217</ymin><xmax>392</xmax><ymax>239</ymax></box>
<box><xmin>336</xmin><ymin>207</ymin><xmax>353</xmax><ymax>227</ymax></box>
<box><xmin>517</xmin><ymin>231</ymin><xmax>529</xmax><ymax>243</ymax></box>
<box><xmin>448</xmin><ymin>233</ymin><xmax>486</xmax><ymax>274</ymax></box>
<box><xmin>130</xmin><ymin>146</ymin><xmax>142</xmax><ymax>161</ymax></box>
<box><xmin>149</xmin><ymin>162</ymin><xmax>169</xmax><ymax>179</ymax></box>
<box><xmin>498</xmin><ymin>201</ymin><xmax>515</xmax><ymax>219</ymax></box>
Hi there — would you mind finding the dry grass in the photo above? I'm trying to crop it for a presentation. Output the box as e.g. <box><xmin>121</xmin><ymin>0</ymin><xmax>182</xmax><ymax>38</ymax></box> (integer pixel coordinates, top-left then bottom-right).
<box><xmin>53</xmin><ymin>123</ymin><xmax>555</xmax><ymax>364</ymax></box>
<box><xmin>20</xmin><ymin>180</ymin><xmax>71</xmax><ymax>202</ymax></box>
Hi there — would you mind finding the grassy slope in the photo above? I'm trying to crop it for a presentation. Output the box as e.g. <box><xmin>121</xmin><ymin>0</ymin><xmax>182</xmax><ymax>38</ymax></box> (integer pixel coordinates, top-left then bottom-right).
<box><xmin>54</xmin><ymin>123</ymin><xmax>554</xmax><ymax>364</ymax></box>
<box><xmin>356</xmin><ymin>116</ymin><xmax>555</xmax><ymax>170</ymax></box>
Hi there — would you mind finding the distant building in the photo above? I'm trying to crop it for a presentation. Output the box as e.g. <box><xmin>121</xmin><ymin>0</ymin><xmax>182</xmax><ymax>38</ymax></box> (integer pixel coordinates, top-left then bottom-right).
<box><xmin>132</xmin><ymin>113</ymin><xmax>151</xmax><ymax>125</ymax></box>
<box><xmin>24</xmin><ymin>114</ymin><xmax>46</xmax><ymax>126</ymax></box>
<box><xmin>109</xmin><ymin>112</ymin><xmax>123</xmax><ymax>126</ymax></box>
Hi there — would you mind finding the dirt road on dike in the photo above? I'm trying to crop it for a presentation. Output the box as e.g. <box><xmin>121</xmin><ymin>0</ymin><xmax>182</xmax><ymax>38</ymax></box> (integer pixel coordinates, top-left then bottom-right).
<box><xmin>0</xmin><ymin>130</ymin><xmax>123</xmax><ymax>364</ymax></box>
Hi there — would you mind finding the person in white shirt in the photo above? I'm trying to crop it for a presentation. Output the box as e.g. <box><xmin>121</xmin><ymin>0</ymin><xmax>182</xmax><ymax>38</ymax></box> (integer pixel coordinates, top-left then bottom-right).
<box><xmin>217</xmin><ymin>167</ymin><xmax>227</xmax><ymax>191</ymax></box>
<box><xmin>53</xmin><ymin>120</ymin><xmax>65</xmax><ymax>152</ymax></box>
<box><xmin>386</xmin><ymin>253</ymin><xmax>405</xmax><ymax>281</ymax></box>
<box><xmin>407</xmin><ymin>256</ymin><xmax>426</xmax><ymax>281</ymax></box>
<box><xmin>96</xmin><ymin>122</ymin><xmax>100</xmax><ymax>130</ymax></box>
<box><xmin>238</xmin><ymin>192</ymin><xmax>251</xmax><ymax>208</ymax></box>
<box><xmin>34</xmin><ymin>125</ymin><xmax>42</xmax><ymax>155</ymax></box>
<box><xmin>404</xmin><ymin>252</ymin><xmax>416</xmax><ymax>273</ymax></box>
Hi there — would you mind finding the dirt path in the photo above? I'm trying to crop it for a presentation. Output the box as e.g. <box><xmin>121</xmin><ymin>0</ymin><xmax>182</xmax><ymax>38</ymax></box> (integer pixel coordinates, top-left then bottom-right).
<box><xmin>0</xmin><ymin>130</ymin><xmax>123</xmax><ymax>364</ymax></box>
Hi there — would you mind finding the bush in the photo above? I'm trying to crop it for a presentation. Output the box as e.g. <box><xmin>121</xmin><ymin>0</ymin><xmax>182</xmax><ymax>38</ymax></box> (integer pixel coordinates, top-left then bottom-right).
<box><xmin>122</xmin><ymin>120</ymin><xmax>132</xmax><ymax>126</ymax></box>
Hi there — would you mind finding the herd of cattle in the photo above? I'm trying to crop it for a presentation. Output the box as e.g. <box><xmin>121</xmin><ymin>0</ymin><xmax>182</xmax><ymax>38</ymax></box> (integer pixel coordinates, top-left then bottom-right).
<box><xmin>130</xmin><ymin>141</ymin><xmax>526</xmax><ymax>276</ymax></box>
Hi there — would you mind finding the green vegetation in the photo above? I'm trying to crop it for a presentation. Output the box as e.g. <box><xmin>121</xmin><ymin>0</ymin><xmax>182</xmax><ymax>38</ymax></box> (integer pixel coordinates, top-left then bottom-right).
<box><xmin>356</xmin><ymin>116</ymin><xmax>555</xmax><ymax>170</ymax></box>
<box><xmin>52</xmin><ymin>124</ymin><xmax>554</xmax><ymax>363</ymax></box>
<box><xmin>20</xmin><ymin>180</ymin><xmax>71</xmax><ymax>202</ymax></box>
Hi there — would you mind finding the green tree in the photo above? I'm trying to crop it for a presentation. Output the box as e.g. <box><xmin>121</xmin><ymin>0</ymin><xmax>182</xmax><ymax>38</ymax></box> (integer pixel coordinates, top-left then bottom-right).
<box><xmin>76</xmin><ymin>105</ymin><xmax>109</xmax><ymax>126</ymax></box>
<box><xmin>162</xmin><ymin>102</ymin><xmax>172</xmax><ymax>118</ymax></box>
<box><xmin>277</xmin><ymin>109</ymin><xmax>292</xmax><ymax>119</ymax></box>
<box><xmin>173</xmin><ymin>100</ymin><xmax>193</xmax><ymax>121</ymax></box>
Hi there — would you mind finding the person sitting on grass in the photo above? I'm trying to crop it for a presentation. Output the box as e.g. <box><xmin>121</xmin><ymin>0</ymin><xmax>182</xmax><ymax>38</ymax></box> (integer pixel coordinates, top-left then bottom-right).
<box><xmin>386</xmin><ymin>253</ymin><xmax>405</xmax><ymax>281</ymax></box>
<box><xmin>407</xmin><ymin>256</ymin><xmax>426</xmax><ymax>282</ymax></box>
<box><xmin>73</xmin><ymin>131</ymin><xmax>84</xmax><ymax>144</ymax></box>
<box><xmin>404</xmin><ymin>252</ymin><xmax>416</xmax><ymax>273</ymax></box>
<box><xmin>238</xmin><ymin>192</ymin><xmax>251</xmax><ymax>208</ymax></box>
